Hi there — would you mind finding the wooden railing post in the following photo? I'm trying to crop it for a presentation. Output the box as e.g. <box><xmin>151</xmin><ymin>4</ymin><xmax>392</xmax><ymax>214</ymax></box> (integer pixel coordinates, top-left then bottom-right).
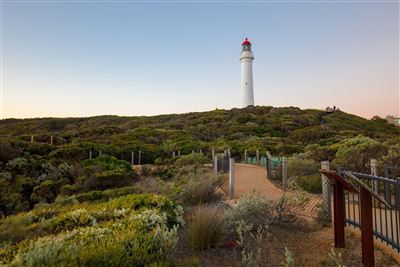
<box><xmin>360</xmin><ymin>187</ymin><xmax>374</xmax><ymax>267</ymax></box>
<box><xmin>333</xmin><ymin>181</ymin><xmax>345</xmax><ymax>248</ymax></box>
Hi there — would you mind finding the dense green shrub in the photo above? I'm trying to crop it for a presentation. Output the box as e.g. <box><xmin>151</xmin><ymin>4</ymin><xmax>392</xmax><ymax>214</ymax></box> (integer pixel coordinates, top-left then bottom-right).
<box><xmin>333</xmin><ymin>135</ymin><xmax>387</xmax><ymax>172</ymax></box>
<box><xmin>31</xmin><ymin>179</ymin><xmax>67</xmax><ymax>204</ymax></box>
<box><xmin>0</xmin><ymin>194</ymin><xmax>184</xmax><ymax>255</ymax></box>
<box><xmin>295</xmin><ymin>174</ymin><xmax>322</xmax><ymax>194</ymax></box>
<box><xmin>173</xmin><ymin>154</ymin><xmax>209</xmax><ymax>168</ymax></box>
<box><xmin>0</xmin><ymin>141</ymin><xmax>22</xmax><ymax>164</ymax></box>
<box><xmin>83</xmin><ymin>155</ymin><xmax>133</xmax><ymax>176</ymax></box>
<box><xmin>287</xmin><ymin>155</ymin><xmax>320</xmax><ymax>178</ymax></box>
<box><xmin>49</xmin><ymin>146</ymin><xmax>87</xmax><ymax>162</ymax></box>
<box><xmin>0</xmin><ymin>173</ymin><xmax>36</xmax><ymax>215</ymax></box>
<box><xmin>7</xmin><ymin>206</ymin><xmax>182</xmax><ymax>267</ymax></box>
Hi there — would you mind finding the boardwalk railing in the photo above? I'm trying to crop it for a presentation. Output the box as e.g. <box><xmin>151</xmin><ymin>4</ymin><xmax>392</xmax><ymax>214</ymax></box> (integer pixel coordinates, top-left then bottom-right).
<box><xmin>321</xmin><ymin>170</ymin><xmax>400</xmax><ymax>267</ymax></box>
<box><xmin>340</xmin><ymin>171</ymin><xmax>400</xmax><ymax>253</ymax></box>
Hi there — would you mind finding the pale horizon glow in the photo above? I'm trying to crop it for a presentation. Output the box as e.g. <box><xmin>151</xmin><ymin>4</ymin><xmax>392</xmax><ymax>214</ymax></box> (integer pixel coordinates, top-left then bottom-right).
<box><xmin>1</xmin><ymin>1</ymin><xmax>399</xmax><ymax>119</ymax></box>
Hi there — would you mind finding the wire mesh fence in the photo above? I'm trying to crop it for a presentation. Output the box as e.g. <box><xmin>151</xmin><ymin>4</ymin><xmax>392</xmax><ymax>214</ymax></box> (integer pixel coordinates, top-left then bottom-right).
<box><xmin>216</xmin><ymin>153</ymin><xmax>326</xmax><ymax>221</ymax></box>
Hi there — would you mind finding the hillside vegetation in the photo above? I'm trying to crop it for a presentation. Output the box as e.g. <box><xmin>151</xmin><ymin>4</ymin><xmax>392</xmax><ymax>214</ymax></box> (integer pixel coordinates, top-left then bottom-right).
<box><xmin>1</xmin><ymin>106</ymin><xmax>399</xmax><ymax>160</ymax></box>
<box><xmin>1</xmin><ymin>106</ymin><xmax>400</xmax><ymax>266</ymax></box>
<box><xmin>0</xmin><ymin>106</ymin><xmax>399</xmax><ymax>217</ymax></box>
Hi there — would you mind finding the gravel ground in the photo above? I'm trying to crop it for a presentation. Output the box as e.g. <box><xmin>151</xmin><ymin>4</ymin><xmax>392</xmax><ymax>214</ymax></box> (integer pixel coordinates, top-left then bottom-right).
<box><xmin>171</xmin><ymin>219</ymin><xmax>399</xmax><ymax>267</ymax></box>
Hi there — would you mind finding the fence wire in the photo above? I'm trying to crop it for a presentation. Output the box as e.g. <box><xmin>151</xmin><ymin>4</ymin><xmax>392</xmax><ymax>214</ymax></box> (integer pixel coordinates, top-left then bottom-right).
<box><xmin>216</xmin><ymin>154</ymin><xmax>324</xmax><ymax>221</ymax></box>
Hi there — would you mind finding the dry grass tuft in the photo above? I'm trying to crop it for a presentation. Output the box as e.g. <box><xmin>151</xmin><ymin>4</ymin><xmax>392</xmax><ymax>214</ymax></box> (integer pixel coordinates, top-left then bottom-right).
<box><xmin>186</xmin><ymin>205</ymin><xmax>225</xmax><ymax>250</ymax></box>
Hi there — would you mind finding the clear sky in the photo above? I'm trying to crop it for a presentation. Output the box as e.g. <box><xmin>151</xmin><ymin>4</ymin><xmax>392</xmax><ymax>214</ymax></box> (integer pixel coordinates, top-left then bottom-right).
<box><xmin>1</xmin><ymin>0</ymin><xmax>399</xmax><ymax>119</ymax></box>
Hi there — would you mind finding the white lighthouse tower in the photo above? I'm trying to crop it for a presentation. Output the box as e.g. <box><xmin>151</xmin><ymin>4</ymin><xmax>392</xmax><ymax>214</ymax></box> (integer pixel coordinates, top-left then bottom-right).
<box><xmin>240</xmin><ymin>38</ymin><xmax>255</xmax><ymax>107</ymax></box>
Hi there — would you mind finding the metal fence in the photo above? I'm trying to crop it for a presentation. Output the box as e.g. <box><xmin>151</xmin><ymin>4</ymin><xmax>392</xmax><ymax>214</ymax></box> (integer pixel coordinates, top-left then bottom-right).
<box><xmin>339</xmin><ymin>171</ymin><xmax>400</xmax><ymax>253</ymax></box>
<box><xmin>384</xmin><ymin>165</ymin><xmax>400</xmax><ymax>180</ymax></box>
<box><xmin>216</xmin><ymin>154</ymin><xmax>324</xmax><ymax>221</ymax></box>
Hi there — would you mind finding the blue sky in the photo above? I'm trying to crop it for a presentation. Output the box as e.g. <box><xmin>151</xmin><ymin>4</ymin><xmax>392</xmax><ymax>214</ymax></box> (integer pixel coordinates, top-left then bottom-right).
<box><xmin>2</xmin><ymin>0</ymin><xmax>399</xmax><ymax>119</ymax></box>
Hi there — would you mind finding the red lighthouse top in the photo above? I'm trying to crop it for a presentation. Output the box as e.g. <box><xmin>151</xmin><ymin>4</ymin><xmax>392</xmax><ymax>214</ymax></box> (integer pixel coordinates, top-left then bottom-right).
<box><xmin>242</xmin><ymin>38</ymin><xmax>251</xmax><ymax>45</ymax></box>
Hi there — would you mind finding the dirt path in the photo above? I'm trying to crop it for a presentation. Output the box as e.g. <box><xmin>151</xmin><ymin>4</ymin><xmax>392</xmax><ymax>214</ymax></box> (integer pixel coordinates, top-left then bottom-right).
<box><xmin>220</xmin><ymin>164</ymin><xmax>322</xmax><ymax>219</ymax></box>
<box><xmin>231</xmin><ymin>163</ymin><xmax>284</xmax><ymax>200</ymax></box>
<box><xmin>173</xmin><ymin>223</ymin><xmax>399</xmax><ymax>266</ymax></box>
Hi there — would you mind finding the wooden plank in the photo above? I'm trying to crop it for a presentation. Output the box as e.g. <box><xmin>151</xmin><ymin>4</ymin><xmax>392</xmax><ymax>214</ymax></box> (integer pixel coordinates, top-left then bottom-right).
<box><xmin>320</xmin><ymin>170</ymin><xmax>358</xmax><ymax>193</ymax></box>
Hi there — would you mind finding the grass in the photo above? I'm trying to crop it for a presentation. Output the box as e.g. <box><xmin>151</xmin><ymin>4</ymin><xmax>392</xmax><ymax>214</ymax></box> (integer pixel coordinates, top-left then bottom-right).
<box><xmin>187</xmin><ymin>205</ymin><xmax>226</xmax><ymax>250</ymax></box>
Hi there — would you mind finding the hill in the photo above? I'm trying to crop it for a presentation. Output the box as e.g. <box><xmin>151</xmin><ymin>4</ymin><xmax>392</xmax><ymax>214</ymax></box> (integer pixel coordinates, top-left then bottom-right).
<box><xmin>0</xmin><ymin>106</ymin><xmax>399</xmax><ymax>216</ymax></box>
<box><xmin>1</xmin><ymin>106</ymin><xmax>399</xmax><ymax>161</ymax></box>
<box><xmin>1</xmin><ymin>106</ymin><xmax>400</xmax><ymax>266</ymax></box>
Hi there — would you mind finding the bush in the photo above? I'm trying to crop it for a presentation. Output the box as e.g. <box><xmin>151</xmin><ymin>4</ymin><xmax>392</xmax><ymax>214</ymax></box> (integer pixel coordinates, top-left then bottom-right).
<box><xmin>0</xmin><ymin>194</ymin><xmax>184</xmax><ymax>265</ymax></box>
<box><xmin>178</xmin><ymin>174</ymin><xmax>223</xmax><ymax>205</ymax></box>
<box><xmin>174</xmin><ymin>154</ymin><xmax>209</xmax><ymax>168</ymax></box>
<box><xmin>295</xmin><ymin>174</ymin><xmax>322</xmax><ymax>194</ymax></box>
<box><xmin>287</xmin><ymin>155</ymin><xmax>319</xmax><ymax>178</ymax></box>
<box><xmin>8</xmin><ymin>208</ymin><xmax>181</xmax><ymax>267</ymax></box>
<box><xmin>287</xmin><ymin>155</ymin><xmax>320</xmax><ymax>193</ymax></box>
<box><xmin>227</xmin><ymin>194</ymin><xmax>273</xmax><ymax>231</ymax></box>
<box><xmin>48</xmin><ymin>146</ymin><xmax>87</xmax><ymax>162</ymax></box>
<box><xmin>187</xmin><ymin>205</ymin><xmax>225</xmax><ymax>250</ymax></box>
<box><xmin>333</xmin><ymin>135</ymin><xmax>387</xmax><ymax>172</ymax></box>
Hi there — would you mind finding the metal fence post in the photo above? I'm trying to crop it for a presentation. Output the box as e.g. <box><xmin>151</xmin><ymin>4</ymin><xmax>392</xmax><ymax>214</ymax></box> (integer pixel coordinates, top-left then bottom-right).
<box><xmin>370</xmin><ymin>159</ymin><xmax>378</xmax><ymax>192</ymax></box>
<box><xmin>200</xmin><ymin>149</ymin><xmax>202</xmax><ymax>155</ymax></box>
<box><xmin>321</xmin><ymin>161</ymin><xmax>332</xmax><ymax>223</ymax></box>
<box><xmin>173</xmin><ymin>151</ymin><xmax>176</xmax><ymax>158</ymax></box>
<box><xmin>214</xmin><ymin>155</ymin><xmax>218</xmax><ymax>179</ymax></box>
<box><xmin>282</xmin><ymin>157</ymin><xmax>288</xmax><ymax>190</ymax></box>
<box><xmin>178</xmin><ymin>150</ymin><xmax>180</xmax><ymax>157</ymax></box>
<box><xmin>212</xmin><ymin>148</ymin><xmax>215</xmax><ymax>162</ymax></box>
<box><xmin>244</xmin><ymin>149</ymin><xmax>247</xmax><ymax>163</ymax></box>
<box><xmin>50</xmin><ymin>136</ymin><xmax>53</xmax><ymax>145</ymax></box>
<box><xmin>131</xmin><ymin>151</ymin><xmax>134</xmax><ymax>165</ymax></box>
<box><xmin>266</xmin><ymin>151</ymin><xmax>271</xmax><ymax>178</ymax></box>
<box><xmin>192</xmin><ymin>150</ymin><xmax>195</xmax><ymax>156</ymax></box>
<box><xmin>138</xmin><ymin>150</ymin><xmax>141</xmax><ymax>165</ymax></box>
<box><xmin>229</xmin><ymin>158</ymin><xmax>235</xmax><ymax>198</ymax></box>
<box><xmin>99</xmin><ymin>150</ymin><xmax>102</xmax><ymax>156</ymax></box>
<box><xmin>256</xmin><ymin>149</ymin><xmax>259</xmax><ymax>166</ymax></box>
<box><xmin>31</xmin><ymin>135</ymin><xmax>34</xmax><ymax>143</ymax></box>
<box><xmin>89</xmin><ymin>150</ymin><xmax>92</xmax><ymax>160</ymax></box>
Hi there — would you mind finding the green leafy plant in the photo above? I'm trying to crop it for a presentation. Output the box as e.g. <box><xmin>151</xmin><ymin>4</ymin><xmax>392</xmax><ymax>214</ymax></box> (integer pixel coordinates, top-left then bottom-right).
<box><xmin>236</xmin><ymin>220</ymin><xmax>270</xmax><ymax>267</ymax></box>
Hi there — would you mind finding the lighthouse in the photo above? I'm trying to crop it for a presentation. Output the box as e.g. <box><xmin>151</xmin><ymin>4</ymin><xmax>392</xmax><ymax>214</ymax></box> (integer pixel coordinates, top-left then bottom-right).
<box><xmin>240</xmin><ymin>38</ymin><xmax>255</xmax><ymax>107</ymax></box>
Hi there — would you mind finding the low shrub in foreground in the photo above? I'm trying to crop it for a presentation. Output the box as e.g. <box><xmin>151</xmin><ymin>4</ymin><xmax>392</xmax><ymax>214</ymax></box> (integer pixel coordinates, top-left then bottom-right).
<box><xmin>8</xmin><ymin>208</ymin><xmax>182</xmax><ymax>267</ymax></box>
<box><xmin>187</xmin><ymin>205</ymin><xmax>225</xmax><ymax>250</ymax></box>
<box><xmin>226</xmin><ymin>194</ymin><xmax>274</xmax><ymax>231</ymax></box>
<box><xmin>0</xmin><ymin>194</ymin><xmax>183</xmax><ymax>249</ymax></box>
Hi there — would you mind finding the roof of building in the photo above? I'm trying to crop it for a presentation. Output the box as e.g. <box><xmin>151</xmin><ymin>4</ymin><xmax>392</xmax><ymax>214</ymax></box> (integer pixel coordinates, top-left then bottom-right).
<box><xmin>242</xmin><ymin>38</ymin><xmax>251</xmax><ymax>46</ymax></box>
